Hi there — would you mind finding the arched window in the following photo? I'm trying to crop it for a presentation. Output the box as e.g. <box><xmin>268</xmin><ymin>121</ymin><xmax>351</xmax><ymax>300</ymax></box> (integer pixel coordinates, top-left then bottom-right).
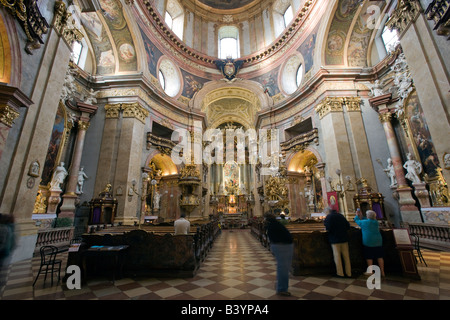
<box><xmin>159</xmin><ymin>69</ymin><xmax>166</xmax><ymax>91</ymax></box>
<box><xmin>381</xmin><ymin>26</ymin><xmax>399</xmax><ymax>52</ymax></box>
<box><xmin>218</xmin><ymin>26</ymin><xmax>240</xmax><ymax>59</ymax></box>
<box><xmin>164</xmin><ymin>0</ymin><xmax>184</xmax><ymax>39</ymax></box>
<box><xmin>283</xmin><ymin>5</ymin><xmax>293</xmax><ymax>28</ymax></box>
<box><xmin>72</xmin><ymin>41</ymin><xmax>83</xmax><ymax>65</ymax></box>
<box><xmin>165</xmin><ymin>12</ymin><xmax>173</xmax><ymax>30</ymax></box>
<box><xmin>296</xmin><ymin>64</ymin><xmax>303</xmax><ymax>88</ymax></box>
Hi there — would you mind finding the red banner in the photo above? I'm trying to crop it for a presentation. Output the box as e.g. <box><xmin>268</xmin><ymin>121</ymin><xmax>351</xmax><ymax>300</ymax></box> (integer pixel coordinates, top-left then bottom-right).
<box><xmin>327</xmin><ymin>191</ymin><xmax>339</xmax><ymax>211</ymax></box>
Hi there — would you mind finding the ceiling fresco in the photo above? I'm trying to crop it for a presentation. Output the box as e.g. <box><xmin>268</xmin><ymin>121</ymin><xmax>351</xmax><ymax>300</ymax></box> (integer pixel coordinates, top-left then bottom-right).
<box><xmin>196</xmin><ymin>0</ymin><xmax>256</xmax><ymax>10</ymax></box>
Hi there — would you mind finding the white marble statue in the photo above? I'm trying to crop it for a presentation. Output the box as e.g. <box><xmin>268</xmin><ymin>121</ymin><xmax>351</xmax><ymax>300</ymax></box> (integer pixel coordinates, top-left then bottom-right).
<box><xmin>50</xmin><ymin>162</ymin><xmax>68</xmax><ymax>190</ymax></box>
<box><xmin>367</xmin><ymin>79</ymin><xmax>385</xmax><ymax>97</ymax></box>
<box><xmin>153</xmin><ymin>191</ymin><xmax>161</xmax><ymax>210</ymax></box>
<box><xmin>403</xmin><ymin>153</ymin><xmax>423</xmax><ymax>184</ymax></box>
<box><xmin>383</xmin><ymin>158</ymin><xmax>397</xmax><ymax>187</ymax></box>
<box><xmin>84</xmin><ymin>88</ymin><xmax>97</xmax><ymax>105</ymax></box>
<box><xmin>76</xmin><ymin>166</ymin><xmax>88</xmax><ymax>194</ymax></box>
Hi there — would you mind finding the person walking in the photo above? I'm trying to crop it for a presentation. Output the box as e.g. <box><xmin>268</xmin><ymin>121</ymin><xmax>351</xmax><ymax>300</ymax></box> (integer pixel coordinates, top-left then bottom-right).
<box><xmin>265</xmin><ymin>212</ymin><xmax>293</xmax><ymax>296</ymax></box>
<box><xmin>354</xmin><ymin>209</ymin><xmax>385</xmax><ymax>277</ymax></box>
<box><xmin>324</xmin><ymin>207</ymin><xmax>352</xmax><ymax>278</ymax></box>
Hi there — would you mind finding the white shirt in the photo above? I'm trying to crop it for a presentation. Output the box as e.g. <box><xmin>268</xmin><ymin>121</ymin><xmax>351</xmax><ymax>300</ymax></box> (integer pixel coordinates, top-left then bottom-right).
<box><xmin>174</xmin><ymin>218</ymin><xmax>190</xmax><ymax>235</ymax></box>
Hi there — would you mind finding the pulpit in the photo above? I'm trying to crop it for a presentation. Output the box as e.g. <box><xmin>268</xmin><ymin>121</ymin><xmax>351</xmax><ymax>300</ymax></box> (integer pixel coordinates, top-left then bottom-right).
<box><xmin>89</xmin><ymin>184</ymin><xmax>118</xmax><ymax>225</ymax></box>
<box><xmin>353</xmin><ymin>179</ymin><xmax>385</xmax><ymax>219</ymax></box>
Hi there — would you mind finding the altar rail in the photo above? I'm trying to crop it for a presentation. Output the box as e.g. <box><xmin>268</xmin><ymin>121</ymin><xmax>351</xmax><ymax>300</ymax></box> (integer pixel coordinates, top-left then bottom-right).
<box><xmin>401</xmin><ymin>222</ymin><xmax>450</xmax><ymax>251</ymax></box>
<box><xmin>34</xmin><ymin>227</ymin><xmax>75</xmax><ymax>256</ymax></box>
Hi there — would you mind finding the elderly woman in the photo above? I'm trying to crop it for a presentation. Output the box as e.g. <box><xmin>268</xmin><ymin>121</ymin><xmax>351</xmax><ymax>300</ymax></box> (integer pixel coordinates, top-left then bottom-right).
<box><xmin>354</xmin><ymin>210</ymin><xmax>385</xmax><ymax>277</ymax></box>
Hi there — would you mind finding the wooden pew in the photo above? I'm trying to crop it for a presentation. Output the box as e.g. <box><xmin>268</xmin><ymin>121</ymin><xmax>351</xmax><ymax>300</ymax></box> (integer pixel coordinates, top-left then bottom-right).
<box><xmin>71</xmin><ymin>220</ymin><xmax>220</xmax><ymax>279</ymax></box>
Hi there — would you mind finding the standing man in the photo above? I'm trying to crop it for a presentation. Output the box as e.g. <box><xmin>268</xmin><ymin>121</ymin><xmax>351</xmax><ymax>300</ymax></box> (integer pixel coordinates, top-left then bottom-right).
<box><xmin>265</xmin><ymin>212</ymin><xmax>293</xmax><ymax>296</ymax></box>
<box><xmin>324</xmin><ymin>207</ymin><xmax>352</xmax><ymax>278</ymax></box>
<box><xmin>174</xmin><ymin>212</ymin><xmax>190</xmax><ymax>235</ymax></box>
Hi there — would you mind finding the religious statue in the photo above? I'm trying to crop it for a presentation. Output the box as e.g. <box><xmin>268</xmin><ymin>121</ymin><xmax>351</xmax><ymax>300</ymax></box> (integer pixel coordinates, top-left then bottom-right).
<box><xmin>84</xmin><ymin>88</ymin><xmax>97</xmax><ymax>105</ymax></box>
<box><xmin>444</xmin><ymin>153</ymin><xmax>450</xmax><ymax>170</ymax></box>
<box><xmin>76</xmin><ymin>166</ymin><xmax>88</xmax><ymax>194</ymax></box>
<box><xmin>153</xmin><ymin>191</ymin><xmax>161</xmax><ymax>210</ymax></box>
<box><xmin>403</xmin><ymin>153</ymin><xmax>423</xmax><ymax>184</ymax></box>
<box><xmin>28</xmin><ymin>160</ymin><xmax>40</xmax><ymax>177</ymax></box>
<box><xmin>367</xmin><ymin>79</ymin><xmax>385</xmax><ymax>97</ymax></box>
<box><xmin>383</xmin><ymin>158</ymin><xmax>397</xmax><ymax>187</ymax></box>
<box><xmin>50</xmin><ymin>162</ymin><xmax>68</xmax><ymax>190</ymax></box>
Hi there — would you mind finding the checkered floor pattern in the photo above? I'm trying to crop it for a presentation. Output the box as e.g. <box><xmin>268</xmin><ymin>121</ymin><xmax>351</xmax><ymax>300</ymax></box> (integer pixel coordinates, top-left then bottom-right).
<box><xmin>1</xmin><ymin>229</ymin><xmax>449</xmax><ymax>300</ymax></box>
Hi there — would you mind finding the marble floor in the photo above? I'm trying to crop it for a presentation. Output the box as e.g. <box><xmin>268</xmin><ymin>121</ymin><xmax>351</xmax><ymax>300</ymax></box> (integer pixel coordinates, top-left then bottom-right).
<box><xmin>1</xmin><ymin>229</ymin><xmax>450</xmax><ymax>301</ymax></box>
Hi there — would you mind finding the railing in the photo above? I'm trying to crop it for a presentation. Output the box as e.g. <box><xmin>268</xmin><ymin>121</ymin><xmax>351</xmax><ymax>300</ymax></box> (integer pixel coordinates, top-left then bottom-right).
<box><xmin>401</xmin><ymin>222</ymin><xmax>450</xmax><ymax>251</ymax></box>
<box><xmin>34</xmin><ymin>227</ymin><xmax>75</xmax><ymax>255</ymax></box>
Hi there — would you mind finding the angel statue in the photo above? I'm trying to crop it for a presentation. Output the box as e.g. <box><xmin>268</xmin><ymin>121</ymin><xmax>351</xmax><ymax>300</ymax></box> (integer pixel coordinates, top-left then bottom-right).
<box><xmin>403</xmin><ymin>153</ymin><xmax>423</xmax><ymax>184</ymax></box>
<box><xmin>383</xmin><ymin>158</ymin><xmax>397</xmax><ymax>187</ymax></box>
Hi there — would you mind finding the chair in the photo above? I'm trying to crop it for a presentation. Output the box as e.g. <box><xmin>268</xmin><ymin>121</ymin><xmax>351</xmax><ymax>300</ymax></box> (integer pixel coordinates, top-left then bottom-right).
<box><xmin>410</xmin><ymin>233</ymin><xmax>427</xmax><ymax>267</ymax></box>
<box><xmin>32</xmin><ymin>245</ymin><xmax>62</xmax><ymax>287</ymax></box>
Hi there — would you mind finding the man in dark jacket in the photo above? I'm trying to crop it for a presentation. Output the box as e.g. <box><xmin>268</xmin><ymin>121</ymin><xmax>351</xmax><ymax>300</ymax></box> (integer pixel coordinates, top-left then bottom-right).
<box><xmin>265</xmin><ymin>212</ymin><xmax>293</xmax><ymax>296</ymax></box>
<box><xmin>323</xmin><ymin>207</ymin><xmax>352</xmax><ymax>278</ymax></box>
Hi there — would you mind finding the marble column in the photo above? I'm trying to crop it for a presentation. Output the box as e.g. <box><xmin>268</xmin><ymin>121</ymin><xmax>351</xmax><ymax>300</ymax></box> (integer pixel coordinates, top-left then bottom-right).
<box><xmin>377</xmin><ymin>108</ymin><xmax>422</xmax><ymax>223</ymax></box>
<box><xmin>59</xmin><ymin>102</ymin><xmax>97</xmax><ymax>219</ymax></box>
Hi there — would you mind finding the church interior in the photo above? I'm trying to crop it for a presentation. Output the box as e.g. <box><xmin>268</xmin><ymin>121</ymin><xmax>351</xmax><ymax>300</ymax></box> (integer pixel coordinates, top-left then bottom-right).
<box><xmin>0</xmin><ymin>0</ymin><xmax>449</xmax><ymax>301</ymax></box>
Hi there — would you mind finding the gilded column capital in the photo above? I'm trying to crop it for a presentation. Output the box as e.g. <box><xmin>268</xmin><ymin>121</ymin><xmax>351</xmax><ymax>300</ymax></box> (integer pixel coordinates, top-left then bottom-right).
<box><xmin>0</xmin><ymin>104</ymin><xmax>20</xmax><ymax>127</ymax></box>
<box><xmin>378</xmin><ymin>112</ymin><xmax>393</xmax><ymax>123</ymax></box>
<box><xmin>104</xmin><ymin>104</ymin><xmax>121</xmax><ymax>119</ymax></box>
<box><xmin>315</xmin><ymin>97</ymin><xmax>344</xmax><ymax>119</ymax></box>
<box><xmin>53</xmin><ymin>0</ymin><xmax>83</xmax><ymax>47</ymax></box>
<box><xmin>386</xmin><ymin>0</ymin><xmax>423</xmax><ymax>37</ymax></box>
<box><xmin>122</xmin><ymin>102</ymin><xmax>149</xmax><ymax>124</ymax></box>
<box><xmin>344</xmin><ymin>97</ymin><xmax>362</xmax><ymax>112</ymax></box>
<box><xmin>78</xmin><ymin>120</ymin><xmax>90</xmax><ymax>131</ymax></box>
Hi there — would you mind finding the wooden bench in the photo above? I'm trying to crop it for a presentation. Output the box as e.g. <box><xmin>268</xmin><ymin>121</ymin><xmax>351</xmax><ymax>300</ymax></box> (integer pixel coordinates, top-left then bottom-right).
<box><xmin>67</xmin><ymin>220</ymin><xmax>220</xmax><ymax>279</ymax></box>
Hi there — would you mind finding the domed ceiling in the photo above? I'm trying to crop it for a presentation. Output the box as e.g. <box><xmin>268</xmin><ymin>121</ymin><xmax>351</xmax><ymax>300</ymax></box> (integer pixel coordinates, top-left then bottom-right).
<box><xmin>196</xmin><ymin>0</ymin><xmax>257</xmax><ymax>10</ymax></box>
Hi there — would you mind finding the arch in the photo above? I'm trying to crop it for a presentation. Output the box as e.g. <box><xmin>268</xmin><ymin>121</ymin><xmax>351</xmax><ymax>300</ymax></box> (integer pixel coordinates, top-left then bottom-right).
<box><xmin>286</xmin><ymin>147</ymin><xmax>323</xmax><ymax>172</ymax></box>
<box><xmin>145</xmin><ymin>151</ymin><xmax>178</xmax><ymax>176</ymax></box>
<box><xmin>0</xmin><ymin>10</ymin><xmax>20</xmax><ymax>86</ymax></box>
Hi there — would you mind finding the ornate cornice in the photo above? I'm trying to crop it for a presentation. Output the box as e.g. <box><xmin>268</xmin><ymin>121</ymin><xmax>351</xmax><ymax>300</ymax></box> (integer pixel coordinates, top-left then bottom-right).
<box><xmin>386</xmin><ymin>0</ymin><xmax>423</xmax><ymax>38</ymax></box>
<box><xmin>425</xmin><ymin>0</ymin><xmax>450</xmax><ymax>39</ymax></box>
<box><xmin>0</xmin><ymin>0</ymin><xmax>49</xmax><ymax>54</ymax></box>
<box><xmin>53</xmin><ymin>0</ymin><xmax>83</xmax><ymax>48</ymax></box>
<box><xmin>0</xmin><ymin>84</ymin><xmax>33</xmax><ymax>127</ymax></box>
<box><xmin>137</xmin><ymin>0</ymin><xmax>316</xmax><ymax>66</ymax></box>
